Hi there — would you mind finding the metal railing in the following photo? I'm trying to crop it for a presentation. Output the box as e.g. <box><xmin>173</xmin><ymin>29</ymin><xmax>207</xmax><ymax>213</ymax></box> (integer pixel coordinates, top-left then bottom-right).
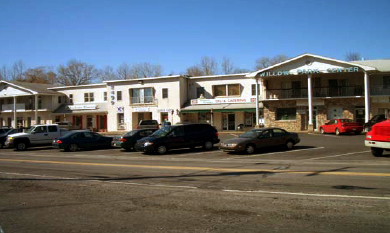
<box><xmin>265</xmin><ymin>86</ymin><xmax>365</xmax><ymax>99</ymax></box>
<box><xmin>371</xmin><ymin>85</ymin><xmax>390</xmax><ymax>96</ymax></box>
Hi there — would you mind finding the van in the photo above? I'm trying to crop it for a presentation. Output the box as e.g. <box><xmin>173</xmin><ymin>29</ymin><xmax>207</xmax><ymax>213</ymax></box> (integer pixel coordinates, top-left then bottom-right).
<box><xmin>134</xmin><ymin>123</ymin><xmax>220</xmax><ymax>154</ymax></box>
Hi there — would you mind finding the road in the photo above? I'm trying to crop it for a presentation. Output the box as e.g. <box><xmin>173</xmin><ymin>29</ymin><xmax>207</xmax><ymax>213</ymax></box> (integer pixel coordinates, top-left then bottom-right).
<box><xmin>0</xmin><ymin>133</ymin><xmax>390</xmax><ymax>232</ymax></box>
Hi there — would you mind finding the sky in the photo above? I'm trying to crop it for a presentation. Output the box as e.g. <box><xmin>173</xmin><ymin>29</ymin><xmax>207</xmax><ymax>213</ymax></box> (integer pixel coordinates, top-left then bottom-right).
<box><xmin>1</xmin><ymin>0</ymin><xmax>389</xmax><ymax>74</ymax></box>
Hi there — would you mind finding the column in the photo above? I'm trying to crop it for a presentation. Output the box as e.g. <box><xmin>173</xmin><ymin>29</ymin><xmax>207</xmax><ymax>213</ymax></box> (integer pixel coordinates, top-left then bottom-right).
<box><xmin>35</xmin><ymin>94</ymin><xmax>38</xmax><ymax>125</ymax></box>
<box><xmin>308</xmin><ymin>74</ymin><xmax>313</xmax><ymax>127</ymax></box>
<box><xmin>255</xmin><ymin>77</ymin><xmax>259</xmax><ymax>128</ymax></box>
<box><xmin>364</xmin><ymin>72</ymin><xmax>370</xmax><ymax>122</ymax></box>
<box><xmin>13</xmin><ymin>96</ymin><xmax>16</xmax><ymax>128</ymax></box>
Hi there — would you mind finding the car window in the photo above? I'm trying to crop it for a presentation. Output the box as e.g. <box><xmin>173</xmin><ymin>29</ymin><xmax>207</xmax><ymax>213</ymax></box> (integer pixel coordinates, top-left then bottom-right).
<box><xmin>34</xmin><ymin>126</ymin><xmax>47</xmax><ymax>133</ymax></box>
<box><xmin>83</xmin><ymin>132</ymin><xmax>93</xmax><ymax>138</ymax></box>
<box><xmin>48</xmin><ymin>126</ymin><xmax>57</xmax><ymax>132</ymax></box>
<box><xmin>273</xmin><ymin>129</ymin><xmax>286</xmax><ymax>137</ymax></box>
<box><xmin>91</xmin><ymin>133</ymin><xmax>100</xmax><ymax>138</ymax></box>
<box><xmin>139</xmin><ymin>130</ymin><xmax>154</xmax><ymax>137</ymax></box>
<box><xmin>140</xmin><ymin>120</ymin><xmax>158</xmax><ymax>125</ymax></box>
<box><xmin>260</xmin><ymin>130</ymin><xmax>271</xmax><ymax>138</ymax></box>
<box><xmin>71</xmin><ymin>133</ymin><xmax>85</xmax><ymax>139</ymax></box>
<box><xmin>340</xmin><ymin>119</ymin><xmax>353</xmax><ymax>123</ymax></box>
<box><xmin>170</xmin><ymin>126</ymin><xmax>185</xmax><ymax>137</ymax></box>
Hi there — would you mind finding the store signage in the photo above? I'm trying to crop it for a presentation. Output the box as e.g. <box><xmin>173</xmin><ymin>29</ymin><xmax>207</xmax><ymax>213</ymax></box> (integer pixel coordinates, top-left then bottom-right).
<box><xmin>133</xmin><ymin>107</ymin><xmax>150</xmax><ymax>112</ymax></box>
<box><xmin>68</xmin><ymin>104</ymin><xmax>97</xmax><ymax>110</ymax></box>
<box><xmin>191</xmin><ymin>97</ymin><xmax>256</xmax><ymax>105</ymax></box>
<box><xmin>260</xmin><ymin>67</ymin><xmax>360</xmax><ymax>77</ymax></box>
<box><xmin>158</xmin><ymin>109</ymin><xmax>173</xmax><ymax>112</ymax></box>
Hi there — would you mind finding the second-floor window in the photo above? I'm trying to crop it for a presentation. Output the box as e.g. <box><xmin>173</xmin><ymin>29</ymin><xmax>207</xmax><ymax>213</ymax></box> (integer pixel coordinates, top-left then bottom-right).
<box><xmin>84</xmin><ymin>93</ymin><xmax>94</xmax><ymax>102</ymax></box>
<box><xmin>251</xmin><ymin>84</ymin><xmax>260</xmax><ymax>96</ymax></box>
<box><xmin>58</xmin><ymin>96</ymin><xmax>62</xmax><ymax>104</ymax></box>
<box><xmin>69</xmin><ymin>94</ymin><xmax>73</xmax><ymax>104</ymax></box>
<box><xmin>162</xmin><ymin>88</ymin><xmax>168</xmax><ymax>98</ymax></box>
<box><xmin>197</xmin><ymin>87</ymin><xmax>205</xmax><ymax>98</ymax></box>
<box><xmin>212</xmin><ymin>84</ymin><xmax>240</xmax><ymax>97</ymax></box>
<box><xmin>130</xmin><ymin>88</ymin><xmax>154</xmax><ymax>104</ymax></box>
<box><xmin>384</xmin><ymin>76</ymin><xmax>390</xmax><ymax>89</ymax></box>
<box><xmin>117</xmin><ymin>91</ymin><xmax>122</xmax><ymax>101</ymax></box>
<box><xmin>104</xmin><ymin>92</ymin><xmax>107</xmax><ymax>101</ymax></box>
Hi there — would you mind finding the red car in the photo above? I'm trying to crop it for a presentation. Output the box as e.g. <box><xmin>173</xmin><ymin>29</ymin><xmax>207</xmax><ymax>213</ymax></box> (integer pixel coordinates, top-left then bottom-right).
<box><xmin>319</xmin><ymin>119</ymin><xmax>363</xmax><ymax>135</ymax></box>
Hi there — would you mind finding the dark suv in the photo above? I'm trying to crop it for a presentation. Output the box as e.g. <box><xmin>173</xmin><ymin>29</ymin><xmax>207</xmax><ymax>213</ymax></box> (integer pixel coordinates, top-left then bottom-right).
<box><xmin>363</xmin><ymin>114</ymin><xmax>386</xmax><ymax>132</ymax></box>
<box><xmin>134</xmin><ymin>123</ymin><xmax>220</xmax><ymax>154</ymax></box>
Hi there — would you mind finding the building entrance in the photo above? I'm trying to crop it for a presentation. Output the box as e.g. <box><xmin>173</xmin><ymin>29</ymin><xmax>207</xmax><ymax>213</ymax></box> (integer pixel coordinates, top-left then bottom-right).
<box><xmin>222</xmin><ymin>113</ymin><xmax>235</xmax><ymax>130</ymax></box>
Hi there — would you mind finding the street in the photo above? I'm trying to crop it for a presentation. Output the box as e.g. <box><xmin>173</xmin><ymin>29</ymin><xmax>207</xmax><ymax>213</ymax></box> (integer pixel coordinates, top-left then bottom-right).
<box><xmin>1</xmin><ymin>133</ymin><xmax>390</xmax><ymax>233</ymax></box>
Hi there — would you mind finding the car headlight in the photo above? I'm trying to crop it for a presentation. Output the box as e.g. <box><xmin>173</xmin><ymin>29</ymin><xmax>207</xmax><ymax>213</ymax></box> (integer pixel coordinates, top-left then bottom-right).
<box><xmin>144</xmin><ymin>142</ymin><xmax>154</xmax><ymax>147</ymax></box>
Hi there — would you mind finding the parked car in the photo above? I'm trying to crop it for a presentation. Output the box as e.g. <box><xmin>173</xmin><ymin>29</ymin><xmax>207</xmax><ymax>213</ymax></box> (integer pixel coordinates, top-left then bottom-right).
<box><xmin>319</xmin><ymin>119</ymin><xmax>363</xmax><ymax>135</ymax></box>
<box><xmin>365</xmin><ymin>119</ymin><xmax>390</xmax><ymax>157</ymax></box>
<box><xmin>137</xmin><ymin>120</ymin><xmax>160</xmax><ymax>129</ymax></box>
<box><xmin>135</xmin><ymin>123</ymin><xmax>220</xmax><ymax>155</ymax></box>
<box><xmin>220</xmin><ymin>127</ymin><xmax>300</xmax><ymax>154</ymax></box>
<box><xmin>363</xmin><ymin>114</ymin><xmax>386</xmax><ymax>132</ymax></box>
<box><xmin>52</xmin><ymin>131</ymin><xmax>113</xmax><ymax>152</ymax></box>
<box><xmin>112</xmin><ymin>129</ymin><xmax>158</xmax><ymax>151</ymax></box>
<box><xmin>5</xmin><ymin>124</ymin><xmax>69</xmax><ymax>150</ymax></box>
<box><xmin>0</xmin><ymin>128</ymin><xmax>27</xmax><ymax>148</ymax></box>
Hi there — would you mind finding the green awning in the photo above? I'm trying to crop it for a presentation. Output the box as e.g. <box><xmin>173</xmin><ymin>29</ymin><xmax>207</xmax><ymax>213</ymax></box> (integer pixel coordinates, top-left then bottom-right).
<box><xmin>213</xmin><ymin>108</ymin><xmax>256</xmax><ymax>113</ymax></box>
<box><xmin>181</xmin><ymin>109</ymin><xmax>212</xmax><ymax>113</ymax></box>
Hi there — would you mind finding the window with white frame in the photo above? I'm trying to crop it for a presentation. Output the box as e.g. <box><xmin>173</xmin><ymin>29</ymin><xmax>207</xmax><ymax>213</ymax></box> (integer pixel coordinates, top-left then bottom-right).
<box><xmin>117</xmin><ymin>91</ymin><xmax>122</xmax><ymax>101</ymax></box>
<box><xmin>251</xmin><ymin>84</ymin><xmax>260</xmax><ymax>96</ymax></box>
<box><xmin>69</xmin><ymin>94</ymin><xmax>73</xmax><ymax>104</ymax></box>
<box><xmin>212</xmin><ymin>84</ymin><xmax>240</xmax><ymax>97</ymax></box>
<box><xmin>276</xmin><ymin>108</ymin><xmax>296</xmax><ymax>120</ymax></box>
<box><xmin>104</xmin><ymin>92</ymin><xmax>107</xmax><ymax>101</ymax></box>
<box><xmin>84</xmin><ymin>93</ymin><xmax>94</xmax><ymax>102</ymax></box>
<box><xmin>130</xmin><ymin>88</ymin><xmax>154</xmax><ymax>104</ymax></box>
<box><xmin>196</xmin><ymin>87</ymin><xmax>205</xmax><ymax>98</ymax></box>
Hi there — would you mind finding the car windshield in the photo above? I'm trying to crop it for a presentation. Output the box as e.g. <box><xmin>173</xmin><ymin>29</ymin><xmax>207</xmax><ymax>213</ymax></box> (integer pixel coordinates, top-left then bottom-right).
<box><xmin>340</xmin><ymin>119</ymin><xmax>353</xmax><ymax>123</ymax></box>
<box><xmin>151</xmin><ymin>126</ymin><xmax>172</xmax><ymax>138</ymax></box>
<box><xmin>7</xmin><ymin>129</ymin><xmax>19</xmax><ymax>134</ymax></box>
<box><xmin>239</xmin><ymin>130</ymin><xmax>258</xmax><ymax>138</ymax></box>
<box><xmin>140</xmin><ymin>120</ymin><xmax>157</xmax><ymax>125</ymax></box>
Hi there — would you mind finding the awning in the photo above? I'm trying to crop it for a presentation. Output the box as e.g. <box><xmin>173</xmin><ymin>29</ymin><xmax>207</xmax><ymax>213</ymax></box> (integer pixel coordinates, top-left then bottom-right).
<box><xmin>53</xmin><ymin>103</ymin><xmax>108</xmax><ymax>114</ymax></box>
<box><xmin>181</xmin><ymin>103</ymin><xmax>259</xmax><ymax>113</ymax></box>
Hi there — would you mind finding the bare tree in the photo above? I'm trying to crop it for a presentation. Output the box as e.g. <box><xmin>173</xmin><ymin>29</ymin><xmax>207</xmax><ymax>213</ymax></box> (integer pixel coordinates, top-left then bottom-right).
<box><xmin>57</xmin><ymin>60</ymin><xmax>98</xmax><ymax>86</ymax></box>
<box><xmin>8</xmin><ymin>60</ymin><xmax>26</xmax><ymax>81</ymax></box>
<box><xmin>345</xmin><ymin>52</ymin><xmax>362</xmax><ymax>61</ymax></box>
<box><xmin>129</xmin><ymin>62</ymin><xmax>163</xmax><ymax>79</ymax></box>
<box><xmin>221</xmin><ymin>57</ymin><xmax>235</xmax><ymax>74</ymax></box>
<box><xmin>255</xmin><ymin>55</ymin><xmax>289</xmax><ymax>70</ymax></box>
<box><xmin>186</xmin><ymin>65</ymin><xmax>205</xmax><ymax>76</ymax></box>
<box><xmin>117</xmin><ymin>63</ymin><xmax>131</xmax><ymax>80</ymax></box>
<box><xmin>0</xmin><ymin>65</ymin><xmax>10</xmax><ymax>80</ymax></box>
<box><xmin>200</xmin><ymin>56</ymin><xmax>218</xmax><ymax>75</ymax></box>
<box><xmin>99</xmin><ymin>66</ymin><xmax>118</xmax><ymax>81</ymax></box>
<box><xmin>21</xmin><ymin>67</ymin><xmax>57</xmax><ymax>84</ymax></box>
<box><xmin>233</xmin><ymin>68</ymin><xmax>251</xmax><ymax>73</ymax></box>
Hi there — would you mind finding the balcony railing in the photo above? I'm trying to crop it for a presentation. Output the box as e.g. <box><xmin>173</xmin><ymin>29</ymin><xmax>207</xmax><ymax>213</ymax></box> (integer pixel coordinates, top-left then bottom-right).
<box><xmin>265</xmin><ymin>86</ymin><xmax>365</xmax><ymax>99</ymax></box>
<box><xmin>130</xmin><ymin>96</ymin><xmax>157</xmax><ymax>105</ymax></box>
<box><xmin>371</xmin><ymin>85</ymin><xmax>390</xmax><ymax>96</ymax></box>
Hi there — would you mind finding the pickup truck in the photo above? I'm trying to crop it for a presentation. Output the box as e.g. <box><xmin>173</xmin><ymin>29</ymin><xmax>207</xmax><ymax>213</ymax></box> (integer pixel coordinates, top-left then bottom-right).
<box><xmin>5</xmin><ymin>124</ymin><xmax>69</xmax><ymax>151</ymax></box>
<box><xmin>365</xmin><ymin>119</ymin><xmax>390</xmax><ymax>157</ymax></box>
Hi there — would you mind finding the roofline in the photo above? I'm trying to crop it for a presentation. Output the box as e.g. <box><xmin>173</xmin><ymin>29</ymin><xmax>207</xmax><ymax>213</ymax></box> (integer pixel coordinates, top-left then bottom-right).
<box><xmin>0</xmin><ymin>80</ymin><xmax>37</xmax><ymax>94</ymax></box>
<box><xmin>246</xmin><ymin>53</ymin><xmax>377</xmax><ymax>78</ymax></box>
<box><xmin>189</xmin><ymin>73</ymin><xmax>249</xmax><ymax>79</ymax></box>
<box><xmin>48</xmin><ymin>83</ymin><xmax>107</xmax><ymax>90</ymax></box>
<box><xmin>103</xmin><ymin>75</ymin><xmax>186</xmax><ymax>83</ymax></box>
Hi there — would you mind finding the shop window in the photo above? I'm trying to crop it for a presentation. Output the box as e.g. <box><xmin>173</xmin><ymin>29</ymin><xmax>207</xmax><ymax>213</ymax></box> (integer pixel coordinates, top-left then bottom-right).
<box><xmin>198</xmin><ymin>112</ymin><xmax>211</xmax><ymax>124</ymax></box>
<box><xmin>37</xmin><ymin>117</ymin><xmax>41</xmax><ymax>124</ymax></box>
<box><xmin>251</xmin><ymin>84</ymin><xmax>260</xmax><ymax>96</ymax></box>
<box><xmin>69</xmin><ymin>94</ymin><xmax>73</xmax><ymax>104</ymax></box>
<box><xmin>213</xmin><ymin>84</ymin><xmax>240</xmax><ymax>97</ymax></box>
<box><xmin>117</xmin><ymin>91</ymin><xmax>122</xmax><ymax>101</ymax></box>
<box><xmin>84</xmin><ymin>93</ymin><xmax>94</xmax><ymax>102</ymax></box>
<box><xmin>245</xmin><ymin>113</ymin><xmax>254</xmax><ymax>127</ymax></box>
<box><xmin>383</xmin><ymin>76</ymin><xmax>390</xmax><ymax>89</ymax></box>
<box><xmin>27</xmin><ymin>117</ymin><xmax>31</xmax><ymax>127</ymax></box>
<box><xmin>104</xmin><ymin>92</ymin><xmax>107</xmax><ymax>101</ymax></box>
<box><xmin>197</xmin><ymin>87</ymin><xmax>205</xmax><ymax>98</ymax></box>
<box><xmin>130</xmin><ymin>88</ymin><xmax>154</xmax><ymax>104</ymax></box>
<box><xmin>276</xmin><ymin>108</ymin><xmax>296</xmax><ymax>120</ymax></box>
<box><xmin>7</xmin><ymin>117</ymin><xmax>11</xmax><ymax>127</ymax></box>
<box><xmin>117</xmin><ymin>113</ymin><xmax>125</xmax><ymax>129</ymax></box>
<box><xmin>162</xmin><ymin>88</ymin><xmax>168</xmax><ymax>99</ymax></box>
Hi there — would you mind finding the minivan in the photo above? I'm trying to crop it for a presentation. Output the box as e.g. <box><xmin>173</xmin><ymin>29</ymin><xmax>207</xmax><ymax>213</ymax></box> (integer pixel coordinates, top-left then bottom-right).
<box><xmin>134</xmin><ymin>123</ymin><xmax>220</xmax><ymax>154</ymax></box>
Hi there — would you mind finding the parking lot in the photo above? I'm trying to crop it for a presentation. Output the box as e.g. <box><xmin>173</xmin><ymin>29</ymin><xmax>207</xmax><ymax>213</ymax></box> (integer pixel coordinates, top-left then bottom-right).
<box><xmin>1</xmin><ymin>132</ymin><xmax>390</xmax><ymax>233</ymax></box>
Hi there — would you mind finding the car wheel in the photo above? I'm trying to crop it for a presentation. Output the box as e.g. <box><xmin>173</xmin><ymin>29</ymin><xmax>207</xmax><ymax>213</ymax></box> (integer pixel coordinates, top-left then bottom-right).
<box><xmin>320</xmin><ymin>128</ymin><xmax>325</xmax><ymax>134</ymax></box>
<box><xmin>245</xmin><ymin>144</ymin><xmax>255</xmax><ymax>154</ymax></box>
<box><xmin>15</xmin><ymin>142</ymin><xmax>27</xmax><ymax>151</ymax></box>
<box><xmin>203</xmin><ymin>141</ymin><xmax>213</xmax><ymax>150</ymax></box>
<box><xmin>335</xmin><ymin>128</ymin><xmax>340</xmax><ymax>136</ymax></box>
<box><xmin>157</xmin><ymin>145</ymin><xmax>167</xmax><ymax>155</ymax></box>
<box><xmin>371</xmin><ymin>148</ymin><xmax>383</xmax><ymax>157</ymax></box>
<box><xmin>285</xmin><ymin>141</ymin><xmax>294</xmax><ymax>150</ymax></box>
<box><xmin>68</xmin><ymin>144</ymin><xmax>79</xmax><ymax>152</ymax></box>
